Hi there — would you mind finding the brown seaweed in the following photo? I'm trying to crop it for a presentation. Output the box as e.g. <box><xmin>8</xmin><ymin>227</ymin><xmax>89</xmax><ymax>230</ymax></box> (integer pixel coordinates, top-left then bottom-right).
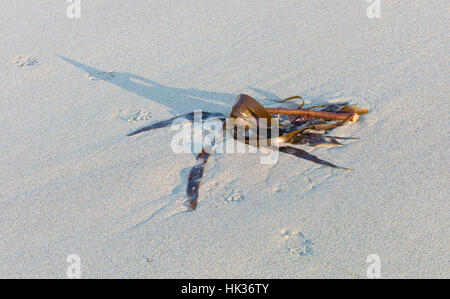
<box><xmin>278</xmin><ymin>146</ymin><xmax>349</xmax><ymax>170</ymax></box>
<box><xmin>186</xmin><ymin>148</ymin><xmax>214</xmax><ymax>210</ymax></box>
<box><xmin>127</xmin><ymin>94</ymin><xmax>368</xmax><ymax>210</ymax></box>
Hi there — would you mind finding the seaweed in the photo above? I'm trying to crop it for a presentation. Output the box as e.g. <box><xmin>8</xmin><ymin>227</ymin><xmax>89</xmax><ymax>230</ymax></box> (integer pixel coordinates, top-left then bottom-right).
<box><xmin>127</xmin><ymin>94</ymin><xmax>368</xmax><ymax>210</ymax></box>
<box><xmin>186</xmin><ymin>148</ymin><xmax>214</xmax><ymax>210</ymax></box>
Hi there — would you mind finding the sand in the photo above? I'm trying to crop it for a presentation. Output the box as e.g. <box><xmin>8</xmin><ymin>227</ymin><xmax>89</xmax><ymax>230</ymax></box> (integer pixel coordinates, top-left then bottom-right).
<box><xmin>0</xmin><ymin>0</ymin><xmax>448</xmax><ymax>278</ymax></box>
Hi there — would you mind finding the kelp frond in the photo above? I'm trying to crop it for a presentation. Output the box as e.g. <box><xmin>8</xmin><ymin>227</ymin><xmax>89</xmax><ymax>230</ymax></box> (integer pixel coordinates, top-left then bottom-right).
<box><xmin>127</xmin><ymin>94</ymin><xmax>368</xmax><ymax>210</ymax></box>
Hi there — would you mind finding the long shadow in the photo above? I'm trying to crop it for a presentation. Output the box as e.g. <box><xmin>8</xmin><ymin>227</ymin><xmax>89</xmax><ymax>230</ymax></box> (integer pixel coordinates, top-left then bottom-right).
<box><xmin>57</xmin><ymin>55</ymin><xmax>236</xmax><ymax>115</ymax></box>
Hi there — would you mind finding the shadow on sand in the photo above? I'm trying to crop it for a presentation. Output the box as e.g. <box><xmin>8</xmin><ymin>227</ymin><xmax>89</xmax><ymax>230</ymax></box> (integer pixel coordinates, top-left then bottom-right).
<box><xmin>57</xmin><ymin>55</ymin><xmax>239</xmax><ymax>116</ymax></box>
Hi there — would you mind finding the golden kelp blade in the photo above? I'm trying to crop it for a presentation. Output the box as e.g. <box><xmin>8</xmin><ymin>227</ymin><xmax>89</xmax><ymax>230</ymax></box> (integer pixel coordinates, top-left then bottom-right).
<box><xmin>279</xmin><ymin>95</ymin><xmax>304</xmax><ymax>107</ymax></box>
<box><xmin>231</xmin><ymin>94</ymin><xmax>274</xmax><ymax>127</ymax></box>
<box><xmin>339</xmin><ymin>105</ymin><xmax>369</xmax><ymax>115</ymax></box>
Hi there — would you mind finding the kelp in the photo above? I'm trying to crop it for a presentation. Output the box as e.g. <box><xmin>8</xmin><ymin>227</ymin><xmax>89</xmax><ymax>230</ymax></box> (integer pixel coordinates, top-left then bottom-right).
<box><xmin>128</xmin><ymin>94</ymin><xmax>368</xmax><ymax>210</ymax></box>
<box><xmin>186</xmin><ymin>148</ymin><xmax>214</xmax><ymax>210</ymax></box>
<box><xmin>278</xmin><ymin>146</ymin><xmax>350</xmax><ymax>170</ymax></box>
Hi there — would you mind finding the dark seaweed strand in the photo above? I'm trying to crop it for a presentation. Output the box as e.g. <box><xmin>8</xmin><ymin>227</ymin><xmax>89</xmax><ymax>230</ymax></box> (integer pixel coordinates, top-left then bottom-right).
<box><xmin>322</xmin><ymin>135</ymin><xmax>358</xmax><ymax>140</ymax></box>
<box><xmin>186</xmin><ymin>148</ymin><xmax>213</xmax><ymax>210</ymax></box>
<box><xmin>278</xmin><ymin>146</ymin><xmax>349</xmax><ymax>170</ymax></box>
<box><xmin>127</xmin><ymin>112</ymin><xmax>225</xmax><ymax>136</ymax></box>
<box><xmin>186</xmin><ymin>120</ymin><xmax>227</xmax><ymax>210</ymax></box>
<box><xmin>291</xmin><ymin>133</ymin><xmax>341</xmax><ymax>146</ymax></box>
<box><xmin>319</xmin><ymin>103</ymin><xmax>349</xmax><ymax>112</ymax></box>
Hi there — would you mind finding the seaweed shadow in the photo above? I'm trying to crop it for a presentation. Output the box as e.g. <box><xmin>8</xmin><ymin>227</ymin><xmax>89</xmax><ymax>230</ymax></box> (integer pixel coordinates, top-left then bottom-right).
<box><xmin>57</xmin><ymin>55</ymin><xmax>236</xmax><ymax>115</ymax></box>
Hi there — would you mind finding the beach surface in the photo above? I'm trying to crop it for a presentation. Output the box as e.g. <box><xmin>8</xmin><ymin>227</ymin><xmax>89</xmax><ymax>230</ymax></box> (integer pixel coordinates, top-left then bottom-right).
<box><xmin>0</xmin><ymin>0</ymin><xmax>448</xmax><ymax>278</ymax></box>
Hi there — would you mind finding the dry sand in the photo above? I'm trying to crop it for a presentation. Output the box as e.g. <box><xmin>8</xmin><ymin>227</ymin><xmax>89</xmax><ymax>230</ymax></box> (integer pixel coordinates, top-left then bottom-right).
<box><xmin>0</xmin><ymin>0</ymin><xmax>448</xmax><ymax>278</ymax></box>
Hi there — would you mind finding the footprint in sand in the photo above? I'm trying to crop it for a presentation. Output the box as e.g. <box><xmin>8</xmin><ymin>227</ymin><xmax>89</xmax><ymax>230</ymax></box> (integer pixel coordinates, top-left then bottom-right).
<box><xmin>15</xmin><ymin>55</ymin><xmax>39</xmax><ymax>69</ymax></box>
<box><xmin>304</xmin><ymin>168</ymin><xmax>333</xmax><ymax>191</ymax></box>
<box><xmin>281</xmin><ymin>228</ymin><xmax>314</xmax><ymax>257</ymax></box>
<box><xmin>113</xmin><ymin>108</ymin><xmax>151</xmax><ymax>122</ymax></box>
<box><xmin>87</xmin><ymin>71</ymin><xmax>117</xmax><ymax>81</ymax></box>
<box><xmin>222</xmin><ymin>189</ymin><xmax>244</xmax><ymax>203</ymax></box>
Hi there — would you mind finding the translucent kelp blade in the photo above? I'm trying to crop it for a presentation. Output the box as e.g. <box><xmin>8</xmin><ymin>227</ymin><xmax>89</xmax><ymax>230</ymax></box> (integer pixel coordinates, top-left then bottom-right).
<box><xmin>279</xmin><ymin>95</ymin><xmax>303</xmax><ymax>103</ymax></box>
<box><xmin>279</xmin><ymin>95</ymin><xmax>304</xmax><ymax>108</ymax></box>
<box><xmin>127</xmin><ymin>112</ymin><xmax>225</xmax><ymax>136</ymax></box>
<box><xmin>186</xmin><ymin>148</ymin><xmax>213</xmax><ymax>210</ymax></box>
<box><xmin>339</xmin><ymin>105</ymin><xmax>369</xmax><ymax>115</ymax></box>
<box><xmin>278</xmin><ymin>146</ymin><xmax>349</xmax><ymax>169</ymax></box>
<box><xmin>231</xmin><ymin>94</ymin><xmax>273</xmax><ymax>128</ymax></box>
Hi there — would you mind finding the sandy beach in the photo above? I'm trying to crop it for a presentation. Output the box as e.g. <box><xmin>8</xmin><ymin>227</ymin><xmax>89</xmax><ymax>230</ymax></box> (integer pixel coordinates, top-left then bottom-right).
<box><xmin>0</xmin><ymin>0</ymin><xmax>448</xmax><ymax>278</ymax></box>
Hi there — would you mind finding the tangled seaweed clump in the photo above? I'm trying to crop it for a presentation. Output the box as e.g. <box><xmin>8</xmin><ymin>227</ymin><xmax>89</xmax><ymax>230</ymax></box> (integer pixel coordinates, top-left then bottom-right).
<box><xmin>128</xmin><ymin>94</ymin><xmax>368</xmax><ymax>210</ymax></box>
